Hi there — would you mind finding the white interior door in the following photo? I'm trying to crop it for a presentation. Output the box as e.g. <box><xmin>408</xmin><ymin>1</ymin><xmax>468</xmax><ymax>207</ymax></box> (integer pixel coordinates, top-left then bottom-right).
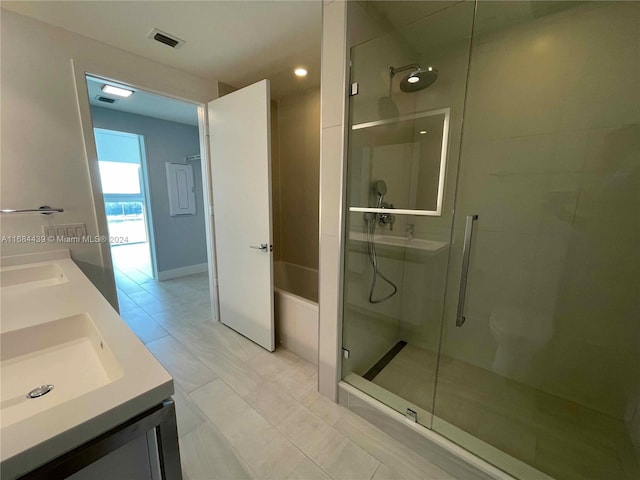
<box><xmin>208</xmin><ymin>80</ymin><xmax>274</xmax><ymax>351</ymax></box>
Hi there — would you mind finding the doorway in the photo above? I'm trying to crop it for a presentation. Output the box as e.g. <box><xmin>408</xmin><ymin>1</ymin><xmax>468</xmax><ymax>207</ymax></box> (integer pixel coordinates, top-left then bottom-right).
<box><xmin>83</xmin><ymin>73</ymin><xmax>214</xmax><ymax>335</ymax></box>
<box><xmin>95</xmin><ymin>128</ymin><xmax>154</xmax><ymax>281</ymax></box>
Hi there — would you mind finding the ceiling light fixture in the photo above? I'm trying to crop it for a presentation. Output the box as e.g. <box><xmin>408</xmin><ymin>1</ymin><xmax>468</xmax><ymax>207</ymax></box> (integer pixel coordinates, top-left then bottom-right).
<box><xmin>294</xmin><ymin>67</ymin><xmax>308</xmax><ymax>77</ymax></box>
<box><xmin>419</xmin><ymin>130</ymin><xmax>427</xmax><ymax>135</ymax></box>
<box><xmin>102</xmin><ymin>85</ymin><xmax>134</xmax><ymax>98</ymax></box>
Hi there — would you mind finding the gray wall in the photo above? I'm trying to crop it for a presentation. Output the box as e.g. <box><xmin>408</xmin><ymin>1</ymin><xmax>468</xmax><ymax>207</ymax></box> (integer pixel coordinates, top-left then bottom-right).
<box><xmin>91</xmin><ymin>106</ymin><xmax>207</xmax><ymax>274</ymax></box>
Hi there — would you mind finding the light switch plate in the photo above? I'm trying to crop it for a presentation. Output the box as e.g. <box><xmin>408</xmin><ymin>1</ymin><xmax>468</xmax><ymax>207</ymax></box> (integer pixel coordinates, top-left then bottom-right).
<box><xmin>43</xmin><ymin>223</ymin><xmax>87</xmax><ymax>240</ymax></box>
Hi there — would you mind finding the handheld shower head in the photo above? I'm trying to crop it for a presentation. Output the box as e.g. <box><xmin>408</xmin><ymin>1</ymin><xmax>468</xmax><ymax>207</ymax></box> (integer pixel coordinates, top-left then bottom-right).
<box><xmin>374</xmin><ymin>180</ymin><xmax>387</xmax><ymax>197</ymax></box>
<box><xmin>373</xmin><ymin>180</ymin><xmax>388</xmax><ymax>208</ymax></box>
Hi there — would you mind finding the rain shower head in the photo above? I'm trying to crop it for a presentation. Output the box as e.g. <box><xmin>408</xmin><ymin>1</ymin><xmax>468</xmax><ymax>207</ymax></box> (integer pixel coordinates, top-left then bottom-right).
<box><xmin>390</xmin><ymin>64</ymin><xmax>439</xmax><ymax>92</ymax></box>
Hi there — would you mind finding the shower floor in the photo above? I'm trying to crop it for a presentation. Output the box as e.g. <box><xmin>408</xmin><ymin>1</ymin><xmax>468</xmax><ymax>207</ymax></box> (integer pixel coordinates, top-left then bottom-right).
<box><xmin>370</xmin><ymin>344</ymin><xmax>640</xmax><ymax>480</ymax></box>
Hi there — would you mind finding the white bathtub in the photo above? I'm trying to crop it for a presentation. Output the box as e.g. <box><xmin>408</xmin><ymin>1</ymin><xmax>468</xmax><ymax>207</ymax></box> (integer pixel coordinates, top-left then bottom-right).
<box><xmin>274</xmin><ymin>261</ymin><xmax>319</xmax><ymax>364</ymax></box>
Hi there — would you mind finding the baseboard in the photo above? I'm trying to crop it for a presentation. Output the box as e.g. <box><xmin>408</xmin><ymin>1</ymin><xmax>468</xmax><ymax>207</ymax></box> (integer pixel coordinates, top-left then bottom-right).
<box><xmin>157</xmin><ymin>263</ymin><xmax>208</xmax><ymax>281</ymax></box>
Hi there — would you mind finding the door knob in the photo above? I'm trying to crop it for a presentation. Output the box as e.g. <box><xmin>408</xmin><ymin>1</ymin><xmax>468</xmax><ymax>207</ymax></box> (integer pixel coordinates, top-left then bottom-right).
<box><xmin>249</xmin><ymin>243</ymin><xmax>269</xmax><ymax>252</ymax></box>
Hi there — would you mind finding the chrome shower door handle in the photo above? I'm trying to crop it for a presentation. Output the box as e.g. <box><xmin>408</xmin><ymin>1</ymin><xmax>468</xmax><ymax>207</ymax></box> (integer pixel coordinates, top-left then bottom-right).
<box><xmin>249</xmin><ymin>243</ymin><xmax>269</xmax><ymax>252</ymax></box>
<box><xmin>456</xmin><ymin>215</ymin><xmax>478</xmax><ymax>327</ymax></box>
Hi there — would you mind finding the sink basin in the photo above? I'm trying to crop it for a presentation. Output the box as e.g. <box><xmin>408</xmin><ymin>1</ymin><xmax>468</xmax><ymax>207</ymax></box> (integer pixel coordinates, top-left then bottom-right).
<box><xmin>0</xmin><ymin>313</ymin><xmax>123</xmax><ymax>427</ymax></box>
<box><xmin>0</xmin><ymin>263</ymin><xmax>67</xmax><ymax>290</ymax></box>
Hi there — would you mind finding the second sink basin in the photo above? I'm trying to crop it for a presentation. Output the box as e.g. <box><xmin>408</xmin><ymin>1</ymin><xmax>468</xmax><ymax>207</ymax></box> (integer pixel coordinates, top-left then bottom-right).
<box><xmin>0</xmin><ymin>263</ymin><xmax>67</xmax><ymax>290</ymax></box>
<box><xmin>0</xmin><ymin>313</ymin><xmax>123</xmax><ymax>427</ymax></box>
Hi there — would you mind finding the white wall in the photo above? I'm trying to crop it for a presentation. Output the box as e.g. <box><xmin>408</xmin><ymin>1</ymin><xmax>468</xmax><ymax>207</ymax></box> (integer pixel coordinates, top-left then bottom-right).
<box><xmin>318</xmin><ymin>0</ymin><xmax>349</xmax><ymax>400</ymax></box>
<box><xmin>0</xmin><ymin>10</ymin><xmax>217</xmax><ymax>305</ymax></box>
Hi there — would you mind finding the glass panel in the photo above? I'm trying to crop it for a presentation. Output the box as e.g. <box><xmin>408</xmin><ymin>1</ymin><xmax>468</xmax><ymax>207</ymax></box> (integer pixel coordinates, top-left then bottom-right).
<box><xmin>341</xmin><ymin>0</ymin><xmax>475</xmax><ymax>427</ymax></box>
<box><xmin>433</xmin><ymin>1</ymin><xmax>640</xmax><ymax>479</ymax></box>
<box><xmin>98</xmin><ymin>161</ymin><xmax>142</xmax><ymax>194</ymax></box>
<box><xmin>104</xmin><ymin>200</ymin><xmax>148</xmax><ymax>244</ymax></box>
<box><xmin>349</xmin><ymin>109</ymin><xmax>449</xmax><ymax>214</ymax></box>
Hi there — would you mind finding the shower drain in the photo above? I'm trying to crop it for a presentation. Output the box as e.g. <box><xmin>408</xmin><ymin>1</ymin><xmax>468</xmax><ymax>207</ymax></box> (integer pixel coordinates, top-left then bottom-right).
<box><xmin>26</xmin><ymin>385</ymin><xmax>54</xmax><ymax>399</ymax></box>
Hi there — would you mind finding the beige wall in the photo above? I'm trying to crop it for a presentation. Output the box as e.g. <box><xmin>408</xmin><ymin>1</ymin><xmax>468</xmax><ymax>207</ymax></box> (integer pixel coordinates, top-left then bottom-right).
<box><xmin>441</xmin><ymin>1</ymin><xmax>640</xmax><ymax>419</ymax></box>
<box><xmin>0</xmin><ymin>10</ymin><xmax>217</xmax><ymax>305</ymax></box>
<box><xmin>275</xmin><ymin>88</ymin><xmax>321</xmax><ymax>270</ymax></box>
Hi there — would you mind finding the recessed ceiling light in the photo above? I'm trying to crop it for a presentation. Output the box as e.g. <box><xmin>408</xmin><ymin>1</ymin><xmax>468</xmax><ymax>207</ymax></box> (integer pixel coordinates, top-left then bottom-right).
<box><xmin>102</xmin><ymin>85</ymin><xmax>134</xmax><ymax>98</ymax></box>
<box><xmin>419</xmin><ymin>130</ymin><xmax>427</xmax><ymax>135</ymax></box>
<box><xmin>294</xmin><ymin>67</ymin><xmax>308</xmax><ymax>77</ymax></box>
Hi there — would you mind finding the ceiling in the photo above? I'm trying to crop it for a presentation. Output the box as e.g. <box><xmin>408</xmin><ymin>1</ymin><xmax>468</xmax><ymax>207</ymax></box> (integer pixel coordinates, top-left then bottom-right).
<box><xmin>2</xmin><ymin>1</ymin><xmax>322</xmax><ymax>100</ymax></box>
<box><xmin>87</xmin><ymin>77</ymin><xmax>199</xmax><ymax>126</ymax></box>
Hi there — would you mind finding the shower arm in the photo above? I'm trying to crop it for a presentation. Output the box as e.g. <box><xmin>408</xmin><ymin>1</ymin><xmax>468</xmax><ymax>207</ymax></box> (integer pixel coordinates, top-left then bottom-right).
<box><xmin>389</xmin><ymin>64</ymin><xmax>420</xmax><ymax>78</ymax></box>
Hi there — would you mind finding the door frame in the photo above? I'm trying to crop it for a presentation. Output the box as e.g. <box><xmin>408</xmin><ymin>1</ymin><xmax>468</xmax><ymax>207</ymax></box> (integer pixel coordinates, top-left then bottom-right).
<box><xmin>94</xmin><ymin>128</ymin><xmax>158</xmax><ymax>279</ymax></box>
<box><xmin>71</xmin><ymin>59</ymin><xmax>219</xmax><ymax>318</ymax></box>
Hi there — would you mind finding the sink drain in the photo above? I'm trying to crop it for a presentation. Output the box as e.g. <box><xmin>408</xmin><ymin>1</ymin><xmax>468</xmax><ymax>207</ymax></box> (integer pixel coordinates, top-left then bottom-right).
<box><xmin>27</xmin><ymin>385</ymin><xmax>54</xmax><ymax>399</ymax></box>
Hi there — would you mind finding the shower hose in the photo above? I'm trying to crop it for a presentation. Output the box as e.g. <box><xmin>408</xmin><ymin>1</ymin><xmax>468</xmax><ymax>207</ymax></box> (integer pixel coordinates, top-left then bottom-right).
<box><xmin>366</xmin><ymin>214</ymin><xmax>398</xmax><ymax>304</ymax></box>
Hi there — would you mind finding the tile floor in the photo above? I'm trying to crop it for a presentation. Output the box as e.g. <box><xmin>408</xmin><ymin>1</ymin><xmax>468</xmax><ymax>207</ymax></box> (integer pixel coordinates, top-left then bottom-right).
<box><xmin>112</xmin><ymin>248</ymin><xmax>462</xmax><ymax>480</ymax></box>
<box><xmin>371</xmin><ymin>344</ymin><xmax>640</xmax><ymax>480</ymax></box>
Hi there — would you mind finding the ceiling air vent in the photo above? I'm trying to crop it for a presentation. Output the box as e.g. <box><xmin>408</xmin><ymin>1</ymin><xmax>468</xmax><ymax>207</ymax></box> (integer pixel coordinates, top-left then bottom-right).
<box><xmin>96</xmin><ymin>96</ymin><xmax>117</xmax><ymax>104</ymax></box>
<box><xmin>148</xmin><ymin>28</ymin><xmax>185</xmax><ymax>49</ymax></box>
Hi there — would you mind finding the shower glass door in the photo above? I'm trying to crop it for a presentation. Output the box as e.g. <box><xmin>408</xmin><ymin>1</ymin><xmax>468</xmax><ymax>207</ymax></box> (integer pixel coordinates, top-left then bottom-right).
<box><xmin>341</xmin><ymin>0</ymin><xmax>476</xmax><ymax>428</ymax></box>
<box><xmin>342</xmin><ymin>1</ymin><xmax>640</xmax><ymax>479</ymax></box>
<box><xmin>432</xmin><ymin>2</ymin><xmax>640</xmax><ymax>479</ymax></box>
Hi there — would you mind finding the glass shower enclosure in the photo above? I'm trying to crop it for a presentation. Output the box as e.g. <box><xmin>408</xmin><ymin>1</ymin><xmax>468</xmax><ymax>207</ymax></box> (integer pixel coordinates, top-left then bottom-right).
<box><xmin>340</xmin><ymin>1</ymin><xmax>640</xmax><ymax>479</ymax></box>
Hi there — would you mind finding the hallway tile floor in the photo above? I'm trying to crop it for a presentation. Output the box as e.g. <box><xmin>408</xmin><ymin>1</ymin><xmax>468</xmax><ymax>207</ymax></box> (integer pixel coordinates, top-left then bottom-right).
<box><xmin>113</xmin><ymin>267</ymin><xmax>467</xmax><ymax>480</ymax></box>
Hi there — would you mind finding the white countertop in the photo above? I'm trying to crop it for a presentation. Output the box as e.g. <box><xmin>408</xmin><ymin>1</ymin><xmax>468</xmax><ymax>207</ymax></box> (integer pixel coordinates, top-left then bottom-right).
<box><xmin>0</xmin><ymin>250</ymin><xmax>173</xmax><ymax>479</ymax></box>
<box><xmin>349</xmin><ymin>231</ymin><xmax>448</xmax><ymax>253</ymax></box>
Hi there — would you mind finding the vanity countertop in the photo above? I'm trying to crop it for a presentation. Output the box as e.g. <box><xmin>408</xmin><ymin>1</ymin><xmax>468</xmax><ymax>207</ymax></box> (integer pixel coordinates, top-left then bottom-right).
<box><xmin>348</xmin><ymin>231</ymin><xmax>448</xmax><ymax>253</ymax></box>
<box><xmin>0</xmin><ymin>250</ymin><xmax>173</xmax><ymax>479</ymax></box>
